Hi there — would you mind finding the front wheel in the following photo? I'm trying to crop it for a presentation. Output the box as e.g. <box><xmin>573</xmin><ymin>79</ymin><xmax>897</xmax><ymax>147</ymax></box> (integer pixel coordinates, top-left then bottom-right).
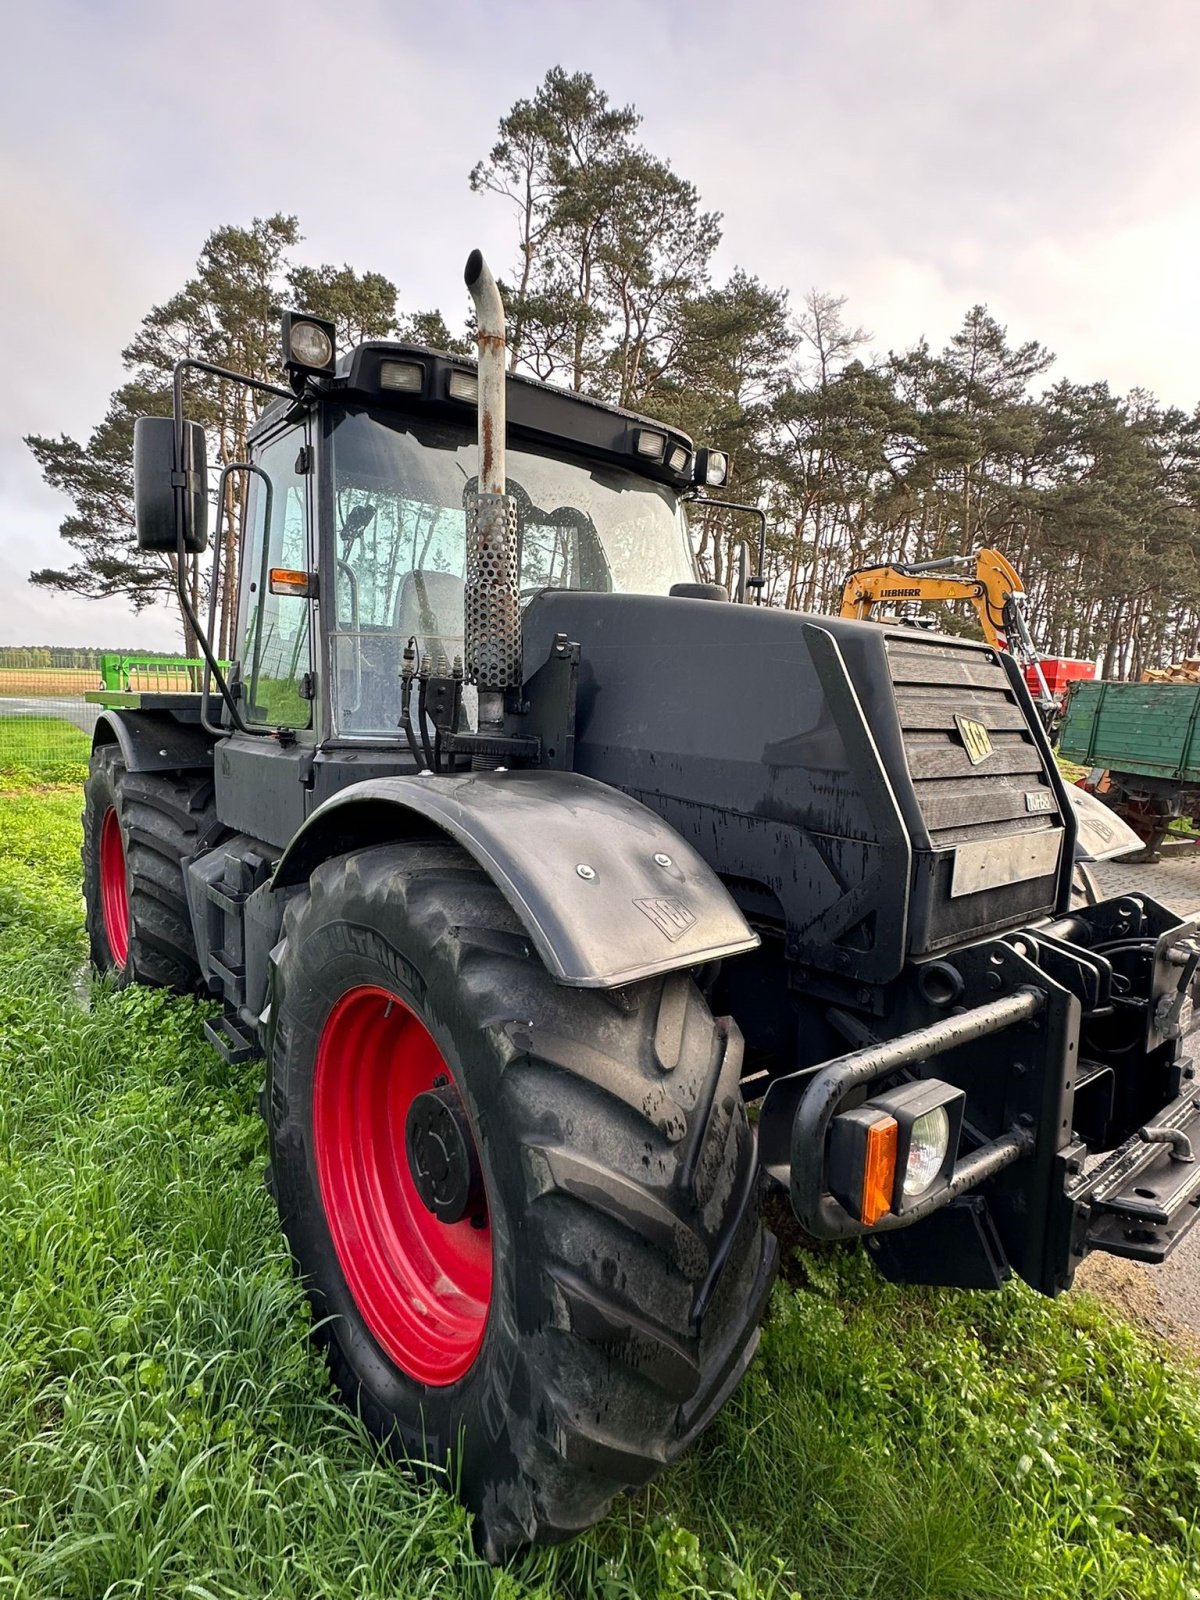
<box><xmin>266</xmin><ymin>842</ymin><xmax>776</xmax><ymax>1558</ymax></box>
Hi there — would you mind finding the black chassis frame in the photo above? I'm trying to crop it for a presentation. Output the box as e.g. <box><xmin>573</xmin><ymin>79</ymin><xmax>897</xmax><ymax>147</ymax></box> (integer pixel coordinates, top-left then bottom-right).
<box><xmin>92</xmin><ymin>346</ymin><xmax>1200</xmax><ymax>1302</ymax></box>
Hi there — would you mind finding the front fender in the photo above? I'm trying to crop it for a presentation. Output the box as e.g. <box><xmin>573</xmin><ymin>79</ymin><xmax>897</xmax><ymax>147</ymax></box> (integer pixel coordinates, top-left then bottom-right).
<box><xmin>272</xmin><ymin>770</ymin><xmax>759</xmax><ymax>988</ymax></box>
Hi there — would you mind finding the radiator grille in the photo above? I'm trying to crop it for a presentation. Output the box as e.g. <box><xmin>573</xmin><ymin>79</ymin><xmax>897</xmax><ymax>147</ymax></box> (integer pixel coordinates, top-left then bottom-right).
<box><xmin>886</xmin><ymin>637</ymin><xmax>1060</xmax><ymax>846</ymax></box>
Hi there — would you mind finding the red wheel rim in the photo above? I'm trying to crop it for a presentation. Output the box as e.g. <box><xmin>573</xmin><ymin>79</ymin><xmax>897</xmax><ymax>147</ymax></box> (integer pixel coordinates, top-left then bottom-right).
<box><xmin>99</xmin><ymin>806</ymin><xmax>130</xmax><ymax>968</ymax></box>
<box><xmin>313</xmin><ymin>985</ymin><xmax>492</xmax><ymax>1385</ymax></box>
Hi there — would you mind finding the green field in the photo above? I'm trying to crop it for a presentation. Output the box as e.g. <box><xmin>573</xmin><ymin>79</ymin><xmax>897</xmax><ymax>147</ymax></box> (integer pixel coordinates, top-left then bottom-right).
<box><xmin>1</xmin><ymin>779</ymin><xmax>1199</xmax><ymax>1597</ymax></box>
<box><xmin>0</xmin><ymin>715</ymin><xmax>91</xmax><ymax>789</ymax></box>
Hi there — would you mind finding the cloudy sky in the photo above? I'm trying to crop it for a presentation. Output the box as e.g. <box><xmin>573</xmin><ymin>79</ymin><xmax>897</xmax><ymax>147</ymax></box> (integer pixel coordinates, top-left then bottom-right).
<box><xmin>2</xmin><ymin>0</ymin><xmax>1198</xmax><ymax>649</ymax></box>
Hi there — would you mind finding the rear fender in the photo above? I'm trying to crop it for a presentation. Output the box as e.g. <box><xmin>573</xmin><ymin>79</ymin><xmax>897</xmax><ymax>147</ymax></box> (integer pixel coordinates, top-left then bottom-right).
<box><xmin>92</xmin><ymin>710</ymin><xmax>216</xmax><ymax>773</ymax></box>
<box><xmin>271</xmin><ymin>770</ymin><xmax>759</xmax><ymax>988</ymax></box>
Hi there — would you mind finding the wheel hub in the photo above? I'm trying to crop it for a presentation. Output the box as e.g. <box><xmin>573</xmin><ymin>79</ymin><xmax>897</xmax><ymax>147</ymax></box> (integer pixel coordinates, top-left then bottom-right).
<box><xmin>406</xmin><ymin>1082</ymin><xmax>485</xmax><ymax>1224</ymax></box>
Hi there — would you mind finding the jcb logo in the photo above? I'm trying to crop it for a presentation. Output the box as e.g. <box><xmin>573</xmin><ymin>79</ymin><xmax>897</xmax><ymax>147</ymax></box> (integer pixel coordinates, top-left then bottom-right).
<box><xmin>954</xmin><ymin>714</ymin><xmax>994</xmax><ymax>765</ymax></box>
<box><xmin>634</xmin><ymin>897</ymin><xmax>696</xmax><ymax>941</ymax></box>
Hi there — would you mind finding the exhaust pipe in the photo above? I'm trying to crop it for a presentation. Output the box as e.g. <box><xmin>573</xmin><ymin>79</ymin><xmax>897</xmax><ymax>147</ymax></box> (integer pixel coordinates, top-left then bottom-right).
<box><xmin>463</xmin><ymin>249</ymin><xmax>521</xmax><ymax>743</ymax></box>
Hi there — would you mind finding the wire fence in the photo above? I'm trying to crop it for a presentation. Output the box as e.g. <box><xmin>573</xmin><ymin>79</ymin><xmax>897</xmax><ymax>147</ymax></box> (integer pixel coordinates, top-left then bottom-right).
<box><xmin>0</xmin><ymin>657</ymin><xmax>212</xmax><ymax>786</ymax></box>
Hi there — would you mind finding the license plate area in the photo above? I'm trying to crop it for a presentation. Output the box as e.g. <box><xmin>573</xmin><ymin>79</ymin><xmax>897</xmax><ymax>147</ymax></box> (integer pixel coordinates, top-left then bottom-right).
<box><xmin>950</xmin><ymin>829</ymin><xmax>1062</xmax><ymax>898</ymax></box>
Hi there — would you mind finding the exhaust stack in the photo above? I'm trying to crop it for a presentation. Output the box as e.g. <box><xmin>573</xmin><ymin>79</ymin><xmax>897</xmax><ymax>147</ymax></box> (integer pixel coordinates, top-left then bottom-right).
<box><xmin>463</xmin><ymin>249</ymin><xmax>521</xmax><ymax>741</ymax></box>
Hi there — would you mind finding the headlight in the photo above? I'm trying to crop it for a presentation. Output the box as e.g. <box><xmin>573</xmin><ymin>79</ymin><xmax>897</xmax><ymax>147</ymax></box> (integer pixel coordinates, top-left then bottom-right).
<box><xmin>830</xmin><ymin>1079</ymin><xmax>965</xmax><ymax>1225</ymax></box>
<box><xmin>903</xmin><ymin>1105</ymin><xmax>952</xmax><ymax>1197</ymax></box>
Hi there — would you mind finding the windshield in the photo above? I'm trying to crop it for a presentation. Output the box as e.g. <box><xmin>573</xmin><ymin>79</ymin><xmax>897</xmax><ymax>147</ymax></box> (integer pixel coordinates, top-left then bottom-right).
<box><xmin>328</xmin><ymin>406</ymin><xmax>696</xmax><ymax>736</ymax></box>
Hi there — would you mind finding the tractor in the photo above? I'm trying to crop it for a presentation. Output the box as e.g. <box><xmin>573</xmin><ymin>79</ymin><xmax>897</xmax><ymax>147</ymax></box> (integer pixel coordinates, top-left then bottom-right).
<box><xmin>82</xmin><ymin>250</ymin><xmax>1200</xmax><ymax>1558</ymax></box>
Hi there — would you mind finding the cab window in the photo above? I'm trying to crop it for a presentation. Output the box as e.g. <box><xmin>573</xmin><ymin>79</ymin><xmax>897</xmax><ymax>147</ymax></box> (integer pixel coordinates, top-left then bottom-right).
<box><xmin>238</xmin><ymin>426</ymin><xmax>313</xmax><ymax>730</ymax></box>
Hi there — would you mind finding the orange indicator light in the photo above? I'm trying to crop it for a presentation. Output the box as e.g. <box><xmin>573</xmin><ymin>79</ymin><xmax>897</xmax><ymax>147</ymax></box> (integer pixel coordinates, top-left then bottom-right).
<box><xmin>268</xmin><ymin>567</ymin><xmax>313</xmax><ymax>597</ymax></box>
<box><xmin>861</xmin><ymin>1115</ymin><xmax>898</xmax><ymax>1226</ymax></box>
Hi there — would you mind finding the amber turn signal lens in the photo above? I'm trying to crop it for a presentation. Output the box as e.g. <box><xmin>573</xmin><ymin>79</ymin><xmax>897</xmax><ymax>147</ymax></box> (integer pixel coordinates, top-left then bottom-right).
<box><xmin>268</xmin><ymin>567</ymin><xmax>314</xmax><ymax>597</ymax></box>
<box><xmin>861</xmin><ymin>1115</ymin><xmax>898</xmax><ymax>1226</ymax></box>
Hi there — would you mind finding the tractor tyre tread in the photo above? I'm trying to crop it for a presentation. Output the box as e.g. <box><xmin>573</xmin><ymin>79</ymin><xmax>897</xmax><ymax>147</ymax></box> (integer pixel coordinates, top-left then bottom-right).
<box><xmin>265</xmin><ymin>841</ymin><xmax>775</xmax><ymax>1559</ymax></box>
<box><xmin>82</xmin><ymin>743</ymin><xmax>217</xmax><ymax>993</ymax></box>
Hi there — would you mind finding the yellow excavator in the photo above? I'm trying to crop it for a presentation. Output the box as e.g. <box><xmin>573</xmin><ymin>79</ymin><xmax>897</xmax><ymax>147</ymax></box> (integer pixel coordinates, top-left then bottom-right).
<box><xmin>838</xmin><ymin>546</ymin><xmax>1057</xmax><ymax>722</ymax></box>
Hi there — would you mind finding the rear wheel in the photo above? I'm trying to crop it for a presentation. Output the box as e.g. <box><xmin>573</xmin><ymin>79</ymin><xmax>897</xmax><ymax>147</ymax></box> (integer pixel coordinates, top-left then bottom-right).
<box><xmin>266</xmin><ymin>842</ymin><xmax>776</xmax><ymax>1558</ymax></box>
<box><xmin>82</xmin><ymin>743</ymin><xmax>217</xmax><ymax>991</ymax></box>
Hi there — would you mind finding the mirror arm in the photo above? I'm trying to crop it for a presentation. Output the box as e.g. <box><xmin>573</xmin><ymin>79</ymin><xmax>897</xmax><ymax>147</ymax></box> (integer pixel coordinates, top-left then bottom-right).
<box><xmin>689</xmin><ymin>494</ymin><xmax>768</xmax><ymax>605</ymax></box>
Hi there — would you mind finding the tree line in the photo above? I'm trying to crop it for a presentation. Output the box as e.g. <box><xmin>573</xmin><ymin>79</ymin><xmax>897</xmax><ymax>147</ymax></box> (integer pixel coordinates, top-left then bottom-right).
<box><xmin>0</xmin><ymin>646</ymin><xmax>132</xmax><ymax>669</ymax></box>
<box><xmin>28</xmin><ymin>67</ymin><xmax>1200</xmax><ymax>677</ymax></box>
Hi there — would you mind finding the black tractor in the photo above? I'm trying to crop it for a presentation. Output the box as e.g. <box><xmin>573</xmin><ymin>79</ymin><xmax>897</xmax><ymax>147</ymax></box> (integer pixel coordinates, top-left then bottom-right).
<box><xmin>82</xmin><ymin>250</ymin><xmax>1200</xmax><ymax>1558</ymax></box>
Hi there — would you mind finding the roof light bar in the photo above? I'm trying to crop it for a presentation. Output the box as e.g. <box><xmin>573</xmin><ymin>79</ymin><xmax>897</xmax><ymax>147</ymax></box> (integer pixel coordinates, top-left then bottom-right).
<box><xmin>635</xmin><ymin>429</ymin><xmax>667</xmax><ymax>461</ymax></box>
<box><xmin>447</xmin><ymin>369</ymin><xmax>479</xmax><ymax>403</ymax></box>
<box><xmin>380</xmin><ymin>360</ymin><xmax>425</xmax><ymax>394</ymax></box>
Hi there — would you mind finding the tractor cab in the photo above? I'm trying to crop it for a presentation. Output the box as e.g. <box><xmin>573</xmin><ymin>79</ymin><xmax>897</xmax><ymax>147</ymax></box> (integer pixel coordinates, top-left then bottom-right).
<box><xmin>233</xmin><ymin>330</ymin><xmax>724</xmax><ymax>745</ymax></box>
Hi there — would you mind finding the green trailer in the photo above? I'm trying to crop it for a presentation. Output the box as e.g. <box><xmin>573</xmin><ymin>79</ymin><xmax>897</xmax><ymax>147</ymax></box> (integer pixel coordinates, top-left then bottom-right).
<box><xmin>1058</xmin><ymin>679</ymin><xmax>1200</xmax><ymax>857</ymax></box>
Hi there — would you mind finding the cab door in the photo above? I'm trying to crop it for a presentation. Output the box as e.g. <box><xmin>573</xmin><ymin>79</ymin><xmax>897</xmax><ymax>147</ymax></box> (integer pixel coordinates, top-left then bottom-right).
<box><xmin>216</xmin><ymin>418</ymin><xmax>317</xmax><ymax>846</ymax></box>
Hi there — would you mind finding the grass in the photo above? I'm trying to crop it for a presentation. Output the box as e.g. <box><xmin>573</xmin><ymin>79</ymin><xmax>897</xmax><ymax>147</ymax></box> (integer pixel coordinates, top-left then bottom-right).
<box><xmin>0</xmin><ymin>716</ymin><xmax>91</xmax><ymax>790</ymax></box>
<box><xmin>0</xmin><ymin>778</ymin><xmax>1198</xmax><ymax>1597</ymax></box>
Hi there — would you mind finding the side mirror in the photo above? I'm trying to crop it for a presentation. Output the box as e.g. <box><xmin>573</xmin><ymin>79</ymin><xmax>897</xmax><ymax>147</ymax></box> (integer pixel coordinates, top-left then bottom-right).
<box><xmin>133</xmin><ymin>416</ymin><xmax>208</xmax><ymax>553</ymax></box>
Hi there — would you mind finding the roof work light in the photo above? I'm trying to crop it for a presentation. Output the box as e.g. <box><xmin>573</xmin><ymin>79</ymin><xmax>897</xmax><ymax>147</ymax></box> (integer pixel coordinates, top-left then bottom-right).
<box><xmin>282</xmin><ymin>312</ymin><xmax>337</xmax><ymax>391</ymax></box>
<box><xmin>694</xmin><ymin>447</ymin><xmax>729</xmax><ymax>487</ymax></box>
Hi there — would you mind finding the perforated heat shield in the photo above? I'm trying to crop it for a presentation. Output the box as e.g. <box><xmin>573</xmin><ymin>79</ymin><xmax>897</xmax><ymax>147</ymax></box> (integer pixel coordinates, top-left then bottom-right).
<box><xmin>465</xmin><ymin>491</ymin><xmax>521</xmax><ymax>690</ymax></box>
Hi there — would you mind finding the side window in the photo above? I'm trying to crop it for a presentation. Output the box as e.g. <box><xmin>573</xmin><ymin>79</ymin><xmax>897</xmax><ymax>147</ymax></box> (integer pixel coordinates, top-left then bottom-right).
<box><xmin>238</xmin><ymin>427</ymin><xmax>313</xmax><ymax>730</ymax></box>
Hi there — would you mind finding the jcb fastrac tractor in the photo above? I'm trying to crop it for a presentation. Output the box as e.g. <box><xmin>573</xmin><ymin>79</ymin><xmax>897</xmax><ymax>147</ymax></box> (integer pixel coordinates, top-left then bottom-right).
<box><xmin>83</xmin><ymin>251</ymin><xmax>1200</xmax><ymax>1557</ymax></box>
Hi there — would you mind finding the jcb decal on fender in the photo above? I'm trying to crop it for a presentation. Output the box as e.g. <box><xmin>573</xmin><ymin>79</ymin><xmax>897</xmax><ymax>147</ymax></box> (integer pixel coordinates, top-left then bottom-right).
<box><xmin>635</xmin><ymin>897</ymin><xmax>697</xmax><ymax>941</ymax></box>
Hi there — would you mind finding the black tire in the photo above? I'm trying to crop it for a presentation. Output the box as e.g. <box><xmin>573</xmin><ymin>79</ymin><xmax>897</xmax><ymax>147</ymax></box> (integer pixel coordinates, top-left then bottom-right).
<box><xmin>266</xmin><ymin>842</ymin><xmax>777</xmax><ymax>1558</ymax></box>
<box><xmin>82</xmin><ymin>743</ymin><xmax>217</xmax><ymax>992</ymax></box>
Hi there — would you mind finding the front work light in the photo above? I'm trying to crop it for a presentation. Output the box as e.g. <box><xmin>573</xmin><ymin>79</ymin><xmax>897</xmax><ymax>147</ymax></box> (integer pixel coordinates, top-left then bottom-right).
<box><xmin>636</xmin><ymin>429</ymin><xmax>667</xmax><ymax>461</ymax></box>
<box><xmin>282</xmin><ymin>312</ymin><xmax>336</xmax><ymax>388</ymax></box>
<box><xmin>447</xmin><ymin>369</ymin><xmax>479</xmax><ymax>403</ymax></box>
<box><xmin>829</xmin><ymin>1078</ymin><xmax>965</xmax><ymax>1224</ymax></box>
<box><xmin>694</xmin><ymin>447</ymin><xmax>729</xmax><ymax>487</ymax></box>
<box><xmin>380</xmin><ymin>360</ymin><xmax>424</xmax><ymax>393</ymax></box>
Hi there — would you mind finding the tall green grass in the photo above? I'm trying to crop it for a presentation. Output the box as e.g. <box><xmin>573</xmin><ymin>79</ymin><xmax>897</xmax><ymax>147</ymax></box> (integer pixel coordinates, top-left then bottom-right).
<box><xmin>0</xmin><ymin>783</ymin><xmax>1197</xmax><ymax>1598</ymax></box>
<box><xmin>0</xmin><ymin>716</ymin><xmax>91</xmax><ymax>789</ymax></box>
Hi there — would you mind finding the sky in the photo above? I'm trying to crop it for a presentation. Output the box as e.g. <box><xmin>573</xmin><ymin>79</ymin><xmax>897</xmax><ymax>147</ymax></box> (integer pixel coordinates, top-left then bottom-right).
<box><xmin>2</xmin><ymin>0</ymin><xmax>1199</xmax><ymax>650</ymax></box>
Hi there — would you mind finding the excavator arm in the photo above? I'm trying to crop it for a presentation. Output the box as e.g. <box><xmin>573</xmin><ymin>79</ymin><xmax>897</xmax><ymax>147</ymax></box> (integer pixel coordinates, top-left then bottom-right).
<box><xmin>838</xmin><ymin>546</ymin><xmax>1021</xmax><ymax>649</ymax></box>
<box><xmin>838</xmin><ymin>546</ymin><xmax>1054</xmax><ymax>713</ymax></box>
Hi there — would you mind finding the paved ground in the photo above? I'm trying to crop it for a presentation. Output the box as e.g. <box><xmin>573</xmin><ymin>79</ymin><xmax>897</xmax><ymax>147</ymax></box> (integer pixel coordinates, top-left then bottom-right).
<box><xmin>1087</xmin><ymin>850</ymin><xmax>1200</xmax><ymax>1340</ymax></box>
<box><xmin>0</xmin><ymin>695</ymin><xmax>100</xmax><ymax>733</ymax></box>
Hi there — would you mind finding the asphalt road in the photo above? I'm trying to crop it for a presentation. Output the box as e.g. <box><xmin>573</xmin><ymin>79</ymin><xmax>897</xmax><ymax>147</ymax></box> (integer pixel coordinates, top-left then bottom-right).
<box><xmin>0</xmin><ymin>696</ymin><xmax>101</xmax><ymax>733</ymax></box>
<box><xmin>1092</xmin><ymin>850</ymin><xmax>1200</xmax><ymax>1336</ymax></box>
